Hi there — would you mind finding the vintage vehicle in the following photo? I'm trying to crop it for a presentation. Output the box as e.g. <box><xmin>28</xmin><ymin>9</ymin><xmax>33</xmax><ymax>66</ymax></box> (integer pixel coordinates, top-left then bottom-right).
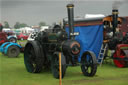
<box><xmin>102</xmin><ymin>9</ymin><xmax>128</xmax><ymax>67</ymax></box>
<box><xmin>0</xmin><ymin>32</ymin><xmax>8</xmax><ymax>45</ymax></box>
<box><xmin>0</xmin><ymin>24</ymin><xmax>21</xmax><ymax>57</ymax></box>
<box><xmin>0</xmin><ymin>24</ymin><xmax>8</xmax><ymax>45</ymax></box>
<box><xmin>24</xmin><ymin>4</ymin><xmax>97</xmax><ymax>79</ymax></box>
<box><xmin>16</xmin><ymin>33</ymin><xmax>29</xmax><ymax>40</ymax></box>
<box><xmin>0</xmin><ymin>42</ymin><xmax>22</xmax><ymax>57</ymax></box>
<box><xmin>2</xmin><ymin>29</ymin><xmax>17</xmax><ymax>43</ymax></box>
<box><xmin>113</xmin><ymin>44</ymin><xmax>128</xmax><ymax>67</ymax></box>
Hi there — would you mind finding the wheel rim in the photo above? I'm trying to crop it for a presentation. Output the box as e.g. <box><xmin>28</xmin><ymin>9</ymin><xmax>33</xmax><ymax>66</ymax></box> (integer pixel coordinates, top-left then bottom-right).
<box><xmin>113</xmin><ymin>53</ymin><xmax>125</xmax><ymax>68</ymax></box>
<box><xmin>11</xmin><ymin>48</ymin><xmax>17</xmax><ymax>54</ymax></box>
<box><xmin>7</xmin><ymin>46</ymin><xmax>20</xmax><ymax>57</ymax></box>
<box><xmin>82</xmin><ymin>54</ymin><xmax>93</xmax><ymax>74</ymax></box>
<box><xmin>81</xmin><ymin>51</ymin><xmax>97</xmax><ymax>77</ymax></box>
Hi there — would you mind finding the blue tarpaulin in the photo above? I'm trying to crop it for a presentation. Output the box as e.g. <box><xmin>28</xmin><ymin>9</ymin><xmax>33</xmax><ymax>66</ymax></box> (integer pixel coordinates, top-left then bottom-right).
<box><xmin>65</xmin><ymin>25</ymin><xmax>103</xmax><ymax>62</ymax></box>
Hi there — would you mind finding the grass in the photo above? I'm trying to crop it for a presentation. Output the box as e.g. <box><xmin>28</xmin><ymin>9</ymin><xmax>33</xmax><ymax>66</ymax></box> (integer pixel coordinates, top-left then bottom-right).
<box><xmin>17</xmin><ymin>40</ymin><xmax>27</xmax><ymax>47</ymax></box>
<box><xmin>0</xmin><ymin>53</ymin><xmax>128</xmax><ymax>85</ymax></box>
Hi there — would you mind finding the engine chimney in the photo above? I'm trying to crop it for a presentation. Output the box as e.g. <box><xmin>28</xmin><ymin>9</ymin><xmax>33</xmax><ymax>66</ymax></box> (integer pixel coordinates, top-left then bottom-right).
<box><xmin>67</xmin><ymin>4</ymin><xmax>74</xmax><ymax>39</ymax></box>
<box><xmin>112</xmin><ymin>9</ymin><xmax>119</xmax><ymax>37</ymax></box>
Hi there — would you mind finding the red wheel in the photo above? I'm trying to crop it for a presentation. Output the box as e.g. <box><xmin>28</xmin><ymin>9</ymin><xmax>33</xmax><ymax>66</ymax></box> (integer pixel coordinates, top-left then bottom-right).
<box><xmin>113</xmin><ymin>53</ymin><xmax>125</xmax><ymax>68</ymax></box>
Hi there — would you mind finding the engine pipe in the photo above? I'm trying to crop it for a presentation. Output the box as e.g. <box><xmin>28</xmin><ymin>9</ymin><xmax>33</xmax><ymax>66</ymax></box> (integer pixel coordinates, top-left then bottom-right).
<box><xmin>67</xmin><ymin>4</ymin><xmax>74</xmax><ymax>39</ymax></box>
<box><xmin>112</xmin><ymin>9</ymin><xmax>119</xmax><ymax>37</ymax></box>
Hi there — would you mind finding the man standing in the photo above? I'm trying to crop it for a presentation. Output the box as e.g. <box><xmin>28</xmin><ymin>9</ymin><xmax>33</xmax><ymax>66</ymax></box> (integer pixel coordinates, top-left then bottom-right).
<box><xmin>0</xmin><ymin>23</ymin><xmax>3</xmax><ymax>32</ymax></box>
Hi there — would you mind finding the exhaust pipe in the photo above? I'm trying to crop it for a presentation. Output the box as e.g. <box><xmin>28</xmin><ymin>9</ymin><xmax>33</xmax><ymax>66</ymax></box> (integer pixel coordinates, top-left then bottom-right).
<box><xmin>112</xmin><ymin>9</ymin><xmax>119</xmax><ymax>37</ymax></box>
<box><xmin>67</xmin><ymin>4</ymin><xmax>74</xmax><ymax>39</ymax></box>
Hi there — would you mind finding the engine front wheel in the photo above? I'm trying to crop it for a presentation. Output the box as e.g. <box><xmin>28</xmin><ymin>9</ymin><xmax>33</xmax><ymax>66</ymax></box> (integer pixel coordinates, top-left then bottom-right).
<box><xmin>81</xmin><ymin>51</ymin><xmax>97</xmax><ymax>77</ymax></box>
<box><xmin>51</xmin><ymin>53</ymin><xmax>67</xmax><ymax>79</ymax></box>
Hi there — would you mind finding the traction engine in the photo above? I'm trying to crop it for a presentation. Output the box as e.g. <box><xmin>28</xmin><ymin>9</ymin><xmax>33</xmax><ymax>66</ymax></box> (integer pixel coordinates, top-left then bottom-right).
<box><xmin>24</xmin><ymin>4</ymin><xmax>97</xmax><ymax>78</ymax></box>
<box><xmin>103</xmin><ymin>9</ymin><xmax>128</xmax><ymax>67</ymax></box>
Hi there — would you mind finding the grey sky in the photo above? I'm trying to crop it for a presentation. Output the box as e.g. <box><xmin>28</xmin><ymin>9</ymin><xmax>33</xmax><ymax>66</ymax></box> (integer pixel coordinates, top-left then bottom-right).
<box><xmin>1</xmin><ymin>0</ymin><xmax>128</xmax><ymax>27</ymax></box>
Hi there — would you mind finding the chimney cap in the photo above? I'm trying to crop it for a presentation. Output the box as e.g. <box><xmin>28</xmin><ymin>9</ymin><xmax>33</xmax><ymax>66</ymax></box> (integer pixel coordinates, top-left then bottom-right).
<box><xmin>67</xmin><ymin>4</ymin><xmax>74</xmax><ymax>8</ymax></box>
<box><xmin>112</xmin><ymin>9</ymin><xmax>118</xmax><ymax>12</ymax></box>
<box><xmin>112</xmin><ymin>9</ymin><xmax>119</xmax><ymax>14</ymax></box>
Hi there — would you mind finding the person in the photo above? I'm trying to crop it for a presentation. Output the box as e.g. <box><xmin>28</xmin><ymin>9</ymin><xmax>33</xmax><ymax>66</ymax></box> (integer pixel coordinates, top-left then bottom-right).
<box><xmin>0</xmin><ymin>23</ymin><xmax>3</xmax><ymax>32</ymax></box>
<box><xmin>114</xmin><ymin>24</ymin><xmax>123</xmax><ymax>42</ymax></box>
<box><xmin>123</xmin><ymin>32</ymin><xmax>128</xmax><ymax>44</ymax></box>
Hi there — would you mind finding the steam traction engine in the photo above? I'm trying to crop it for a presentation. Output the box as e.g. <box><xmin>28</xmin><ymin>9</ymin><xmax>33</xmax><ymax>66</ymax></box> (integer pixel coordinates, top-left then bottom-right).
<box><xmin>103</xmin><ymin>9</ymin><xmax>128</xmax><ymax>67</ymax></box>
<box><xmin>24</xmin><ymin>4</ymin><xmax>97</xmax><ymax>79</ymax></box>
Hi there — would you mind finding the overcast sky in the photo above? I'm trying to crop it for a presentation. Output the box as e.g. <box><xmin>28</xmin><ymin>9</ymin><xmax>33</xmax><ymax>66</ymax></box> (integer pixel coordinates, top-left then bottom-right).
<box><xmin>0</xmin><ymin>0</ymin><xmax>128</xmax><ymax>27</ymax></box>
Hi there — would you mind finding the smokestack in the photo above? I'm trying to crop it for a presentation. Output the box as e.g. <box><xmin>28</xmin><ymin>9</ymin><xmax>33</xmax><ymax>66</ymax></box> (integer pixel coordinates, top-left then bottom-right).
<box><xmin>67</xmin><ymin>4</ymin><xmax>74</xmax><ymax>39</ymax></box>
<box><xmin>112</xmin><ymin>9</ymin><xmax>119</xmax><ymax>37</ymax></box>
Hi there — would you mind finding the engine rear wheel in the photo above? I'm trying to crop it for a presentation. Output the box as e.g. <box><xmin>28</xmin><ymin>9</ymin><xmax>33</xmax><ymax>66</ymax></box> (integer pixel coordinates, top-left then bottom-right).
<box><xmin>51</xmin><ymin>53</ymin><xmax>67</xmax><ymax>79</ymax></box>
<box><xmin>24</xmin><ymin>41</ymin><xmax>44</xmax><ymax>73</ymax></box>
<box><xmin>81</xmin><ymin>51</ymin><xmax>97</xmax><ymax>77</ymax></box>
<box><xmin>7</xmin><ymin>45</ymin><xmax>20</xmax><ymax>57</ymax></box>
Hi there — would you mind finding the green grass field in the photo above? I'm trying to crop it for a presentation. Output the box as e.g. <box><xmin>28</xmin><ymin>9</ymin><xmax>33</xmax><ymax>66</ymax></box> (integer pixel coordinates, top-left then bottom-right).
<box><xmin>0</xmin><ymin>53</ymin><xmax>128</xmax><ymax>85</ymax></box>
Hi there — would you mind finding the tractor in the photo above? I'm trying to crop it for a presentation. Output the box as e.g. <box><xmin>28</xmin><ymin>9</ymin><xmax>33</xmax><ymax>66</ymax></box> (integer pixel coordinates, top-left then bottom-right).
<box><xmin>0</xmin><ymin>24</ymin><xmax>7</xmax><ymax>45</ymax></box>
<box><xmin>0</xmin><ymin>23</ymin><xmax>21</xmax><ymax>57</ymax></box>
<box><xmin>24</xmin><ymin>4</ymin><xmax>97</xmax><ymax>79</ymax></box>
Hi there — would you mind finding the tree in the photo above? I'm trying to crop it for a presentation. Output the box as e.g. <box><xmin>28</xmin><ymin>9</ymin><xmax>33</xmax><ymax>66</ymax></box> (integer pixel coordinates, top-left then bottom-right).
<box><xmin>20</xmin><ymin>23</ymin><xmax>28</xmax><ymax>28</ymax></box>
<box><xmin>14</xmin><ymin>22</ymin><xmax>20</xmax><ymax>29</ymax></box>
<box><xmin>39</xmin><ymin>21</ymin><xmax>46</xmax><ymax>27</ymax></box>
<box><xmin>4</xmin><ymin>21</ymin><xmax>10</xmax><ymax>28</ymax></box>
<box><xmin>14</xmin><ymin>22</ymin><xmax>28</xmax><ymax>29</ymax></box>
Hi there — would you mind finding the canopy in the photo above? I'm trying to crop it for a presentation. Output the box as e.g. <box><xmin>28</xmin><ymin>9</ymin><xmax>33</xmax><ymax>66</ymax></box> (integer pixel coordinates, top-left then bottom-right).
<box><xmin>65</xmin><ymin>25</ymin><xmax>103</xmax><ymax>62</ymax></box>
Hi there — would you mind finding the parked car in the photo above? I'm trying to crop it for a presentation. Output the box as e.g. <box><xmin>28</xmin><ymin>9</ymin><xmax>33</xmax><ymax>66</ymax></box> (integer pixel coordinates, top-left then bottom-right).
<box><xmin>16</xmin><ymin>33</ymin><xmax>29</xmax><ymax>40</ymax></box>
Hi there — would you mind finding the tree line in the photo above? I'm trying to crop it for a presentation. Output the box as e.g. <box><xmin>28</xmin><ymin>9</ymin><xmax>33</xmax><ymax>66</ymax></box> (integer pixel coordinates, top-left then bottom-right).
<box><xmin>3</xmin><ymin>21</ymin><xmax>46</xmax><ymax>29</ymax></box>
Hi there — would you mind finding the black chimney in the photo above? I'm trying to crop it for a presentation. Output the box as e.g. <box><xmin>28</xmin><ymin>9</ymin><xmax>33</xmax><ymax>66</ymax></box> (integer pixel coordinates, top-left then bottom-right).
<box><xmin>112</xmin><ymin>9</ymin><xmax>118</xmax><ymax>37</ymax></box>
<box><xmin>67</xmin><ymin>4</ymin><xmax>74</xmax><ymax>39</ymax></box>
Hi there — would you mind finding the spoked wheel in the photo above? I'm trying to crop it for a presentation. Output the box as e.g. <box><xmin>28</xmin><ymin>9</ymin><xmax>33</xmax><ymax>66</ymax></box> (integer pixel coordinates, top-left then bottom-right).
<box><xmin>113</xmin><ymin>52</ymin><xmax>125</xmax><ymax>68</ymax></box>
<box><xmin>7</xmin><ymin>45</ymin><xmax>20</xmax><ymax>57</ymax></box>
<box><xmin>81</xmin><ymin>51</ymin><xmax>97</xmax><ymax>77</ymax></box>
<box><xmin>24</xmin><ymin>41</ymin><xmax>44</xmax><ymax>73</ymax></box>
<box><xmin>51</xmin><ymin>53</ymin><xmax>67</xmax><ymax>79</ymax></box>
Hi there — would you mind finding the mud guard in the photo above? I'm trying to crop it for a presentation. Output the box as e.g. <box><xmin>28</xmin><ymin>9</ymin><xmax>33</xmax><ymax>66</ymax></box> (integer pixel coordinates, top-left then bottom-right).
<box><xmin>0</xmin><ymin>42</ymin><xmax>11</xmax><ymax>52</ymax></box>
<box><xmin>4</xmin><ymin>42</ymin><xmax>22</xmax><ymax>54</ymax></box>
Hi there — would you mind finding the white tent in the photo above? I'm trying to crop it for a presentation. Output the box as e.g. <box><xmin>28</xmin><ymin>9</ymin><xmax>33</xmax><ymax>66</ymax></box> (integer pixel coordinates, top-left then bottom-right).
<box><xmin>85</xmin><ymin>14</ymin><xmax>105</xmax><ymax>19</ymax></box>
<box><xmin>20</xmin><ymin>27</ymin><xmax>34</xmax><ymax>34</ymax></box>
<box><xmin>40</xmin><ymin>26</ymin><xmax>49</xmax><ymax>31</ymax></box>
